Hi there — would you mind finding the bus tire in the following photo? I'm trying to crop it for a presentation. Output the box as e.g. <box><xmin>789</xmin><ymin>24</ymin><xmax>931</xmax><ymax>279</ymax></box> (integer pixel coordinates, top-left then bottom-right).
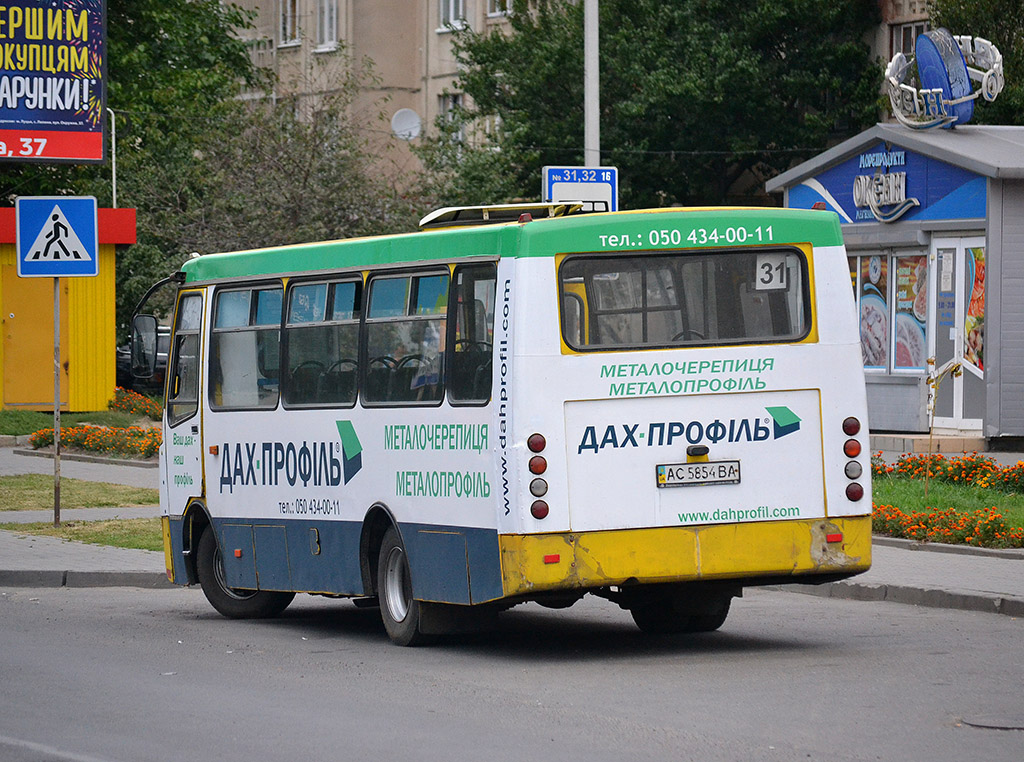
<box><xmin>629</xmin><ymin>593</ymin><xmax>730</xmax><ymax>634</ymax></box>
<box><xmin>377</xmin><ymin>526</ymin><xmax>427</xmax><ymax>646</ymax></box>
<box><xmin>196</xmin><ymin>528</ymin><xmax>294</xmax><ymax>619</ymax></box>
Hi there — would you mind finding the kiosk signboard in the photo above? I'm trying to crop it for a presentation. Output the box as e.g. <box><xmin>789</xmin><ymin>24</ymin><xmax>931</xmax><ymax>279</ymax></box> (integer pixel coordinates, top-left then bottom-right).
<box><xmin>0</xmin><ymin>1</ymin><xmax>106</xmax><ymax>163</ymax></box>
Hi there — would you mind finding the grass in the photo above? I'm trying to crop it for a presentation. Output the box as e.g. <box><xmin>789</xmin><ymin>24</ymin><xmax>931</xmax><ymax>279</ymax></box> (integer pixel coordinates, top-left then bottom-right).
<box><xmin>0</xmin><ymin>408</ymin><xmax>143</xmax><ymax>435</ymax></box>
<box><xmin>0</xmin><ymin>475</ymin><xmax>159</xmax><ymax>511</ymax></box>
<box><xmin>0</xmin><ymin>518</ymin><xmax>163</xmax><ymax>551</ymax></box>
<box><xmin>873</xmin><ymin>476</ymin><xmax>1024</xmax><ymax>529</ymax></box>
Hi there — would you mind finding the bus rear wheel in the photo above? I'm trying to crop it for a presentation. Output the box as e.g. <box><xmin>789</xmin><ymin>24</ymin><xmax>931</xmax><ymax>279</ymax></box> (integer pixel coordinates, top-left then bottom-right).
<box><xmin>196</xmin><ymin>529</ymin><xmax>294</xmax><ymax>619</ymax></box>
<box><xmin>628</xmin><ymin>590</ymin><xmax>731</xmax><ymax>634</ymax></box>
<box><xmin>377</xmin><ymin>526</ymin><xmax>427</xmax><ymax>646</ymax></box>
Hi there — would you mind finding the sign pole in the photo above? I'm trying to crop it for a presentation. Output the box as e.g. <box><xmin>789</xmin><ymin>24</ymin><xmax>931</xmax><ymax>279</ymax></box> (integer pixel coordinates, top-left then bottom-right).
<box><xmin>53</xmin><ymin>276</ymin><xmax>60</xmax><ymax>527</ymax></box>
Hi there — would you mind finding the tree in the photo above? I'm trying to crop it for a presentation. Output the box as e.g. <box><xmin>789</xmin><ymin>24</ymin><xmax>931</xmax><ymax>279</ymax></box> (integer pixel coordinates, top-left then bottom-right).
<box><xmin>928</xmin><ymin>0</ymin><xmax>1024</xmax><ymax>125</ymax></box>
<box><xmin>0</xmin><ymin>2</ymin><xmax>421</xmax><ymax>336</ymax></box>
<box><xmin>417</xmin><ymin>0</ymin><xmax>881</xmax><ymax>208</ymax></box>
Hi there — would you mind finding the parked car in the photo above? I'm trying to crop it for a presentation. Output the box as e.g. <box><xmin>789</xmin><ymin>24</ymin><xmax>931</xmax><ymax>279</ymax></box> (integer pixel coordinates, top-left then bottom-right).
<box><xmin>116</xmin><ymin>326</ymin><xmax>169</xmax><ymax>392</ymax></box>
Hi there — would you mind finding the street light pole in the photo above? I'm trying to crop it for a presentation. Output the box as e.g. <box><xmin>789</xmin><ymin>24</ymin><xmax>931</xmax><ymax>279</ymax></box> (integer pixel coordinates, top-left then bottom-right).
<box><xmin>584</xmin><ymin>0</ymin><xmax>599</xmax><ymax>167</ymax></box>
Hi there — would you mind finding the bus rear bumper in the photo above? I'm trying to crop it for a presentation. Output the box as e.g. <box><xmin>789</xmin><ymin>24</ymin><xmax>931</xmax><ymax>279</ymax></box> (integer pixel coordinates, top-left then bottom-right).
<box><xmin>498</xmin><ymin>516</ymin><xmax>872</xmax><ymax>598</ymax></box>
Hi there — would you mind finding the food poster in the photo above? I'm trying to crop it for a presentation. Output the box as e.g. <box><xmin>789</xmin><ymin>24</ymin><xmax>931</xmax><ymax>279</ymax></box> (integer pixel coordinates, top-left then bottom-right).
<box><xmin>894</xmin><ymin>255</ymin><xmax>927</xmax><ymax>370</ymax></box>
<box><xmin>859</xmin><ymin>255</ymin><xmax>888</xmax><ymax>368</ymax></box>
<box><xmin>964</xmin><ymin>246</ymin><xmax>985</xmax><ymax>371</ymax></box>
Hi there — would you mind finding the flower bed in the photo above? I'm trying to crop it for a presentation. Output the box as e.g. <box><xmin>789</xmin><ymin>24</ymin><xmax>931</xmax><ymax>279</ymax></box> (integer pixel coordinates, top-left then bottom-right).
<box><xmin>872</xmin><ymin>503</ymin><xmax>1024</xmax><ymax>548</ymax></box>
<box><xmin>29</xmin><ymin>425</ymin><xmax>161</xmax><ymax>459</ymax></box>
<box><xmin>872</xmin><ymin>451</ymin><xmax>1024</xmax><ymax>549</ymax></box>
<box><xmin>108</xmin><ymin>387</ymin><xmax>162</xmax><ymax>420</ymax></box>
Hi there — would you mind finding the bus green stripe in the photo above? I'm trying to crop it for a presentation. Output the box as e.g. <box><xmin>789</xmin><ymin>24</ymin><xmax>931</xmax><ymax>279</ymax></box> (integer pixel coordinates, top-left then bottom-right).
<box><xmin>180</xmin><ymin>208</ymin><xmax>842</xmax><ymax>283</ymax></box>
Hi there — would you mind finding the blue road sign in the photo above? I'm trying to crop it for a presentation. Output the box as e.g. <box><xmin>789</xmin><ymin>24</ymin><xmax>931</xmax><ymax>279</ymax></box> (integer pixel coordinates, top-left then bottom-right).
<box><xmin>542</xmin><ymin>165</ymin><xmax>618</xmax><ymax>212</ymax></box>
<box><xmin>16</xmin><ymin>196</ymin><xmax>99</xmax><ymax>278</ymax></box>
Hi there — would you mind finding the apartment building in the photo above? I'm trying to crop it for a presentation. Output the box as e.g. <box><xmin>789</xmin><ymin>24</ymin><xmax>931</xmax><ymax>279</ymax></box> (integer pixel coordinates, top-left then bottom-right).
<box><xmin>234</xmin><ymin>1</ymin><xmax>512</xmax><ymax>172</ymax></box>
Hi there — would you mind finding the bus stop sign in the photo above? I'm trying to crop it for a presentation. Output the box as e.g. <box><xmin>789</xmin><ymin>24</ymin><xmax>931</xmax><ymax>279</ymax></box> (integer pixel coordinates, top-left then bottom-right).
<box><xmin>16</xmin><ymin>196</ymin><xmax>99</xmax><ymax>278</ymax></box>
<box><xmin>543</xmin><ymin>166</ymin><xmax>618</xmax><ymax>212</ymax></box>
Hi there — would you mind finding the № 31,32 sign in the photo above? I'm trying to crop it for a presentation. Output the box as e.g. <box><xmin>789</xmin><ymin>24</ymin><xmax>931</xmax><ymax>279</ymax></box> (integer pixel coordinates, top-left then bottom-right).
<box><xmin>0</xmin><ymin>1</ymin><xmax>106</xmax><ymax>163</ymax></box>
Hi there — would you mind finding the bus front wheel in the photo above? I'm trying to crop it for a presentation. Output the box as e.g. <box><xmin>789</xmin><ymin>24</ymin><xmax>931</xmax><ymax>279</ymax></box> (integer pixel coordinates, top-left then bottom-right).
<box><xmin>196</xmin><ymin>529</ymin><xmax>294</xmax><ymax>619</ymax></box>
<box><xmin>377</xmin><ymin>526</ymin><xmax>427</xmax><ymax>646</ymax></box>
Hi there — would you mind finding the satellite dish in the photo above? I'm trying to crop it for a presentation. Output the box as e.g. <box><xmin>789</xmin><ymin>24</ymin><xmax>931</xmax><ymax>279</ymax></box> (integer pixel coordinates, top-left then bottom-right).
<box><xmin>391</xmin><ymin>108</ymin><xmax>422</xmax><ymax>141</ymax></box>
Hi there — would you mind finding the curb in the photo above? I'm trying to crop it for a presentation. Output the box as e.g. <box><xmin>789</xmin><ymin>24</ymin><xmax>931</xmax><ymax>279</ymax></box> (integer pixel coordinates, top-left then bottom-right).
<box><xmin>772</xmin><ymin>580</ymin><xmax>1024</xmax><ymax>618</ymax></box>
<box><xmin>0</xmin><ymin>570</ymin><xmax>173</xmax><ymax>589</ymax></box>
<box><xmin>12</xmin><ymin>448</ymin><xmax>158</xmax><ymax>469</ymax></box>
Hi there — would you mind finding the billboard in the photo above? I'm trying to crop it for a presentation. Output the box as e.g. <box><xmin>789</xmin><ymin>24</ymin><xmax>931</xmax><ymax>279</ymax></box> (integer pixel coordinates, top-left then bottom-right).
<box><xmin>0</xmin><ymin>1</ymin><xmax>106</xmax><ymax>163</ymax></box>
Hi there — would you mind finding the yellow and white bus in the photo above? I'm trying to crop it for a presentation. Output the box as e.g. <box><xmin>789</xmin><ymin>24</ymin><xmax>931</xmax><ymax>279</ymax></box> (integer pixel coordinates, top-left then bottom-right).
<box><xmin>134</xmin><ymin>204</ymin><xmax>872</xmax><ymax>645</ymax></box>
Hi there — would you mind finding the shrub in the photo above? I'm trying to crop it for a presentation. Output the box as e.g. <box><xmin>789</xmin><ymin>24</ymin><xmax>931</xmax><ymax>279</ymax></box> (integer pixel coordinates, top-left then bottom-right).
<box><xmin>108</xmin><ymin>387</ymin><xmax>162</xmax><ymax>421</ymax></box>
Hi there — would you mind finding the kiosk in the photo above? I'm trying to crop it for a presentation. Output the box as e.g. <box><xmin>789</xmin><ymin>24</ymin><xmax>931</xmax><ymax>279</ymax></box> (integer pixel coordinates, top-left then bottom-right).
<box><xmin>767</xmin><ymin>124</ymin><xmax>1024</xmax><ymax>442</ymax></box>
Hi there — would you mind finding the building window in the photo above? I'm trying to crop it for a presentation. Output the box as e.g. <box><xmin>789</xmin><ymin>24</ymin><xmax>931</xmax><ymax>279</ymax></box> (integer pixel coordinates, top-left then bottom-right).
<box><xmin>281</xmin><ymin>0</ymin><xmax>299</xmax><ymax>44</ymax></box>
<box><xmin>439</xmin><ymin>93</ymin><xmax>464</xmax><ymax>143</ymax></box>
<box><xmin>891</xmin><ymin>21</ymin><xmax>928</xmax><ymax>57</ymax></box>
<box><xmin>487</xmin><ymin>0</ymin><xmax>510</xmax><ymax>16</ymax></box>
<box><xmin>317</xmin><ymin>0</ymin><xmax>338</xmax><ymax>50</ymax></box>
<box><xmin>439</xmin><ymin>0</ymin><xmax>466</xmax><ymax>30</ymax></box>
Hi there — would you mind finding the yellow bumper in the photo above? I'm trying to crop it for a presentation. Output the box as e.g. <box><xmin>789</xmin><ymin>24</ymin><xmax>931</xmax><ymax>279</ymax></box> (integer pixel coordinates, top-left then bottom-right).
<box><xmin>499</xmin><ymin>516</ymin><xmax>872</xmax><ymax>598</ymax></box>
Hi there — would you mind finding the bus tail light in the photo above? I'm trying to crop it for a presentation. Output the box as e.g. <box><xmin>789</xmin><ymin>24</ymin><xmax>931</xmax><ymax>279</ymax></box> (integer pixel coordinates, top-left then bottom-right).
<box><xmin>843</xmin><ymin>439</ymin><xmax>862</xmax><ymax>458</ymax></box>
<box><xmin>846</xmin><ymin>483</ymin><xmax>864</xmax><ymax>501</ymax></box>
<box><xmin>842</xmin><ymin>417</ymin><xmax>861</xmax><ymax>436</ymax></box>
<box><xmin>528</xmin><ymin>434</ymin><xmax>550</xmax><ymax>519</ymax></box>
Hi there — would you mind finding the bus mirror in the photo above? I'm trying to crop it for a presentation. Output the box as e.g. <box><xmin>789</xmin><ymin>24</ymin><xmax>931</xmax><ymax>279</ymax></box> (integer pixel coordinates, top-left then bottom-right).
<box><xmin>131</xmin><ymin>314</ymin><xmax>159</xmax><ymax>379</ymax></box>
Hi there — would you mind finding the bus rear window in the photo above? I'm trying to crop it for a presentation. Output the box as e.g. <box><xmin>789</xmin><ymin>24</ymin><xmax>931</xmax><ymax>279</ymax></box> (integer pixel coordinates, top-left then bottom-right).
<box><xmin>559</xmin><ymin>249</ymin><xmax>809</xmax><ymax>350</ymax></box>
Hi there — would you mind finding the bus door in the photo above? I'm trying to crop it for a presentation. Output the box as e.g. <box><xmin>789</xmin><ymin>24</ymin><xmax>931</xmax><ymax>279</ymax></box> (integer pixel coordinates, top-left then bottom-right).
<box><xmin>162</xmin><ymin>290</ymin><xmax>206</xmax><ymax>515</ymax></box>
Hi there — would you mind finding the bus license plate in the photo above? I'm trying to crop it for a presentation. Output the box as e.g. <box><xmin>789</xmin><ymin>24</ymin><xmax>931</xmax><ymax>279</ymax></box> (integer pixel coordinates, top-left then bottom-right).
<box><xmin>656</xmin><ymin>460</ymin><xmax>741</xmax><ymax>488</ymax></box>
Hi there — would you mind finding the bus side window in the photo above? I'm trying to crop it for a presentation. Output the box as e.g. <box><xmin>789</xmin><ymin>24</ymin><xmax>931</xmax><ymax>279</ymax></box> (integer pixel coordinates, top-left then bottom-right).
<box><xmin>167</xmin><ymin>293</ymin><xmax>203</xmax><ymax>427</ymax></box>
<box><xmin>364</xmin><ymin>271</ymin><xmax>448</xmax><ymax>405</ymax></box>
<box><xmin>449</xmin><ymin>264</ymin><xmax>496</xmax><ymax>403</ymax></box>
<box><xmin>283</xmin><ymin>279</ymin><xmax>361</xmax><ymax>407</ymax></box>
<box><xmin>209</xmin><ymin>285</ymin><xmax>283</xmax><ymax>410</ymax></box>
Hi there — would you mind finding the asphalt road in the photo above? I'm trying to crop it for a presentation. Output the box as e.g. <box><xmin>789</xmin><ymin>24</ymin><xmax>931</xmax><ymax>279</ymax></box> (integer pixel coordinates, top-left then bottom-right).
<box><xmin>1</xmin><ymin>586</ymin><xmax>1022</xmax><ymax>762</ymax></box>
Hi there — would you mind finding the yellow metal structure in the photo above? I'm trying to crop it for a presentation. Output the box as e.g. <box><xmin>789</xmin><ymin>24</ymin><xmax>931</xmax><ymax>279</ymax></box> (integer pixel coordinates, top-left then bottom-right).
<box><xmin>0</xmin><ymin>242</ymin><xmax>117</xmax><ymax>411</ymax></box>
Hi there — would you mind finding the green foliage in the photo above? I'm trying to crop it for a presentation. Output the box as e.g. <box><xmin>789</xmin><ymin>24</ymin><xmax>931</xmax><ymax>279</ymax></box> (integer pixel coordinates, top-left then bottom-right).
<box><xmin>0</xmin><ymin>3</ymin><xmax>419</xmax><ymax>339</ymax></box>
<box><xmin>929</xmin><ymin>0</ymin><xmax>1024</xmax><ymax>125</ymax></box>
<box><xmin>418</xmin><ymin>0</ymin><xmax>881</xmax><ymax>207</ymax></box>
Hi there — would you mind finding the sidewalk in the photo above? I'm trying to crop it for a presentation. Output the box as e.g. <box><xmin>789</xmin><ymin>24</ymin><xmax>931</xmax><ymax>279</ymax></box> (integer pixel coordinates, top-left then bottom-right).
<box><xmin>0</xmin><ymin>448</ymin><xmax>1022</xmax><ymax>618</ymax></box>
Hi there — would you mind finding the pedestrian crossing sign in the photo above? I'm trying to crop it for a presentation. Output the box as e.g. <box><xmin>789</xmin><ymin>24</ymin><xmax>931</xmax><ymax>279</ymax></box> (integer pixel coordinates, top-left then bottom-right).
<box><xmin>16</xmin><ymin>196</ymin><xmax>99</xmax><ymax>278</ymax></box>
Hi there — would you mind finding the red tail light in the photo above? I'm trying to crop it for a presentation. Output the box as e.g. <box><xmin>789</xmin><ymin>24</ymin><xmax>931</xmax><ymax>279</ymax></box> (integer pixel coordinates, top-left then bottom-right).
<box><xmin>843</xmin><ymin>439</ymin><xmax>862</xmax><ymax>458</ymax></box>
